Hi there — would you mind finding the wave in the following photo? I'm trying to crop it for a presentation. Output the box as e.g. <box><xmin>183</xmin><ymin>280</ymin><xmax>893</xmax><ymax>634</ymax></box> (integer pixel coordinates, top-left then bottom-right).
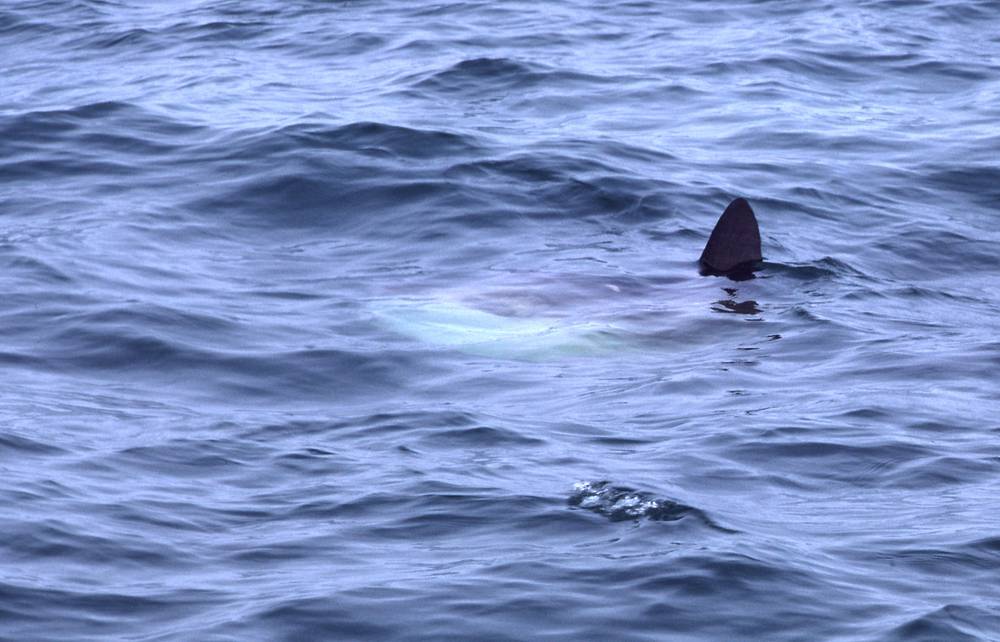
<box><xmin>569</xmin><ymin>481</ymin><xmax>731</xmax><ymax>530</ymax></box>
<box><xmin>404</xmin><ymin>57</ymin><xmax>617</xmax><ymax>97</ymax></box>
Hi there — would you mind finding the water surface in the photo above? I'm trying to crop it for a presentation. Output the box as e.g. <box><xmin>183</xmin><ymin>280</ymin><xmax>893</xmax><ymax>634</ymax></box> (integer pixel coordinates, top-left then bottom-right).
<box><xmin>2</xmin><ymin>1</ymin><xmax>999</xmax><ymax>640</ymax></box>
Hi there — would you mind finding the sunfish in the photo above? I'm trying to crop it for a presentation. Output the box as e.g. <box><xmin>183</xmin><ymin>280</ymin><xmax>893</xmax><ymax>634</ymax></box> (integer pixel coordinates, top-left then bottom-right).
<box><xmin>372</xmin><ymin>197</ymin><xmax>763</xmax><ymax>358</ymax></box>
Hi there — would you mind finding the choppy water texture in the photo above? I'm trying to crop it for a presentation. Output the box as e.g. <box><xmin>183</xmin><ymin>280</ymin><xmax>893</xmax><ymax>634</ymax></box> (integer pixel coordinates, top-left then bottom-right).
<box><xmin>2</xmin><ymin>1</ymin><xmax>1000</xmax><ymax>640</ymax></box>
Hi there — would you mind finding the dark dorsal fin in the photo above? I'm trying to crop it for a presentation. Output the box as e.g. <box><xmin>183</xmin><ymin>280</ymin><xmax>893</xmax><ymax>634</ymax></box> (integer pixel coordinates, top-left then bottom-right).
<box><xmin>699</xmin><ymin>197</ymin><xmax>762</xmax><ymax>275</ymax></box>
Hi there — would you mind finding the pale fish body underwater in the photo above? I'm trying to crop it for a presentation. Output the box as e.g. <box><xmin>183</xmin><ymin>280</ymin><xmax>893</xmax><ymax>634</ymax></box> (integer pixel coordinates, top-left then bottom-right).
<box><xmin>371</xmin><ymin>198</ymin><xmax>762</xmax><ymax>360</ymax></box>
<box><xmin>371</xmin><ymin>298</ymin><xmax>628</xmax><ymax>360</ymax></box>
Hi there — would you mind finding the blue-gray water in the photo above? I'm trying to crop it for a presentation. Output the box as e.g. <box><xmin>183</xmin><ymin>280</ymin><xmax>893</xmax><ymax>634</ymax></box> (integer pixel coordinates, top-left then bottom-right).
<box><xmin>2</xmin><ymin>1</ymin><xmax>1000</xmax><ymax>640</ymax></box>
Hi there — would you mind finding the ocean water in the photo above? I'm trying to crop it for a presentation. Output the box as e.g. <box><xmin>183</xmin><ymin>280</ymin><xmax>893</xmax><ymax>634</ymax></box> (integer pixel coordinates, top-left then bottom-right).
<box><xmin>2</xmin><ymin>1</ymin><xmax>1000</xmax><ymax>640</ymax></box>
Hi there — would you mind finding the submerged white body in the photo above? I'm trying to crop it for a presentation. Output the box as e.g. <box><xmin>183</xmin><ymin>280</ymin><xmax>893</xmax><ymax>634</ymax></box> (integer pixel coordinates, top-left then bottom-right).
<box><xmin>371</xmin><ymin>297</ymin><xmax>626</xmax><ymax>360</ymax></box>
<box><xmin>367</xmin><ymin>262</ymin><xmax>743</xmax><ymax>361</ymax></box>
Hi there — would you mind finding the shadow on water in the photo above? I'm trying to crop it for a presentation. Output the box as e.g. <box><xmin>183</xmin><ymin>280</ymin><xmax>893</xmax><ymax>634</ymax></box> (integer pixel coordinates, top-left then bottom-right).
<box><xmin>713</xmin><ymin>287</ymin><xmax>761</xmax><ymax>315</ymax></box>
